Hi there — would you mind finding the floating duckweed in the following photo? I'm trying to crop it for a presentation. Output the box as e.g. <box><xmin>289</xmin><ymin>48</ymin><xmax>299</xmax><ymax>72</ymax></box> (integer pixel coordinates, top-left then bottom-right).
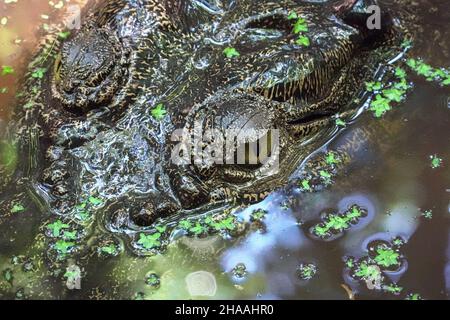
<box><xmin>430</xmin><ymin>155</ymin><xmax>443</xmax><ymax>169</ymax></box>
<box><xmin>407</xmin><ymin>59</ymin><xmax>450</xmax><ymax>85</ymax></box>
<box><xmin>57</xmin><ymin>31</ymin><xmax>71</xmax><ymax>39</ymax></box>
<box><xmin>250</xmin><ymin>209</ymin><xmax>267</xmax><ymax>222</ymax></box>
<box><xmin>223</xmin><ymin>47</ymin><xmax>240</xmax><ymax>59</ymax></box>
<box><xmin>54</xmin><ymin>240</ymin><xmax>75</xmax><ymax>256</ymax></box>
<box><xmin>88</xmin><ymin>196</ymin><xmax>103</xmax><ymax>206</ymax></box>
<box><xmin>189</xmin><ymin>222</ymin><xmax>208</xmax><ymax>236</ymax></box>
<box><xmin>344</xmin><ymin>257</ymin><xmax>355</xmax><ymax>269</ymax></box>
<box><xmin>290</xmin><ymin>14</ymin><xmax>310</xmax><ymax>47</ymax></box>
<box><xmin>232</xmin><ymin>263</ymin><xmax>248</xmax><ymax>279</ymax></box>
<box><xmin>297</xmin><ymin>263</ymin><xmax>317</xmax><ymax>280</ymax></box>
<box><xmin>31</xmin><ymin>67</ymin><xmax>47</xmax><ymax>79</ymax></box>
<box><xmin>1</xmin><ymin>65</ymin><xmax>14</xmax><ymax>76</ymax></box>
<box><xmin>325</xmin><ymin>151</ymin><xmax>340</xmax><ymax>166</ymax></box>
<box><xmin>137</xmin><ymin>232</ymin><xmax>161</xmax><ymax>250</ymax></box>
<box><xmin>47</xmin><ymin>220</ymin><xmax>70</xmax><ymax>237</ymax></box>
<box><xmin>99</xmin><ymin>244</ymin><xmax>118</xmax><ymax>256</ymax></box>
<box><xmin>145</xmin><ymin>273</ymin><xmax>161</xmax><ymax>289</ymax></box>
<box><xmin>354</xmin><ymin>260</ymin><xmax>382</xmax><ymax>284</ymax></box>
<box><xmin>300</xmin><ymin>178</ymin><xmax>311</xmax><ymax>191</ymax></box>
<box><xmin>421</xmin><ymin>210</ymin><xmax>433</xmax><ymax>220</ymax></box>
<box><xmin>177</xmin><ymin>211</ymin><xmax>239</xmax><ymax>238</ymax></box>
<box><xmin>151</xmin><ymin>103</ymin><xmax>167</xmax><ymax>120</ymax></box>
<box><xmin>295</xmin><ymin>35</ymin><xmax>310</xmax><ymax>47</ymax></box>
<box><xmin>373</xmin><ymin>246</ymin><xmax>400</xmax><ymax>268</ymax></box>
<box><xmin>10</xmin><ymin>203</ymin><xmax>25</xmax><ymax>213</ymax></box>
<box><xmin>179</xmin><ymin>219</ymin><xmax>192</xmax><ymax>230</ymax></box>
<box><xmin>347</xmin><ymin>238</ymin><xmax>406</xmax><ymax>294</ymax></box>
<box><xmin>366</xmin><ymin>66</ymin><xmax>411</xmax><ymax>118</ymax></box>
<box><xmin>311</xmin><ymin>205</ymin><xmax>367</xmax><ymax>240</ymax></box>
<box><xmin>335</xmin><ymin>117</ymin><xmax>346</xmax><ymax>127</ymax></box>
<box><xmin>405</xmin><ymin>293</ymin><xmax>423</xmax><ymax>300</ymax></box>
<box><xmin>383</xmin><ymin>283</ymin><xmax>403</xmax><ymax>295</ymax></box>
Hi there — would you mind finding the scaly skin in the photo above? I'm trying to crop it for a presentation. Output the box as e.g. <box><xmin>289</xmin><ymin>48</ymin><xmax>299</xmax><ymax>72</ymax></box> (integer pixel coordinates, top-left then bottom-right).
<box><xmin>1</xmin><ymin>0</ymin><xmax>403</xmax><ymax>236</ymax></box>
<box><xmin>1</xmin><ymin>0</ymin><xmax>449</xmax><ymax>300</ymax></box>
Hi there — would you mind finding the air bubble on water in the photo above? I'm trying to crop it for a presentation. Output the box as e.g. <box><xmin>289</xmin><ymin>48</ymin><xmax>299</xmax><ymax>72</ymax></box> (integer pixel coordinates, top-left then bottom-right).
<box><xmin>185</xmin><ymin>271</ymin><xmax>217</xmax><ymax>297</ymax></box>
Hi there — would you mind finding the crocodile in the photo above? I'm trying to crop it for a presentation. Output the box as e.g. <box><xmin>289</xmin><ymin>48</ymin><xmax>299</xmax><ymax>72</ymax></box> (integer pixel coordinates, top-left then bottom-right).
<box><xmin>1</xmin><ymin>0</ymin><xmax>405</xmax><ymax>232</ymax></box>
<box><xmin>0</xmin><ymin>0</ymin><xmax>449</xmax><ymax>300</ymax></box>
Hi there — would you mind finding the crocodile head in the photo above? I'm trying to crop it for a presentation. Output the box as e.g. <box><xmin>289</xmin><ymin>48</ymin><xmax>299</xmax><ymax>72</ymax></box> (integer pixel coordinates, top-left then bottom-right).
<box><xmin>12</xmin><ymin>0</ymin><xmax>398</xmax><ymax>232</ymax></box>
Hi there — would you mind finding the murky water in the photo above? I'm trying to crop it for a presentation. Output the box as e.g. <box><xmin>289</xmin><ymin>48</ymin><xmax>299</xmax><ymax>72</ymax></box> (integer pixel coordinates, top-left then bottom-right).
<box><xmin>0</xmin><ymin>0</ymin><xmax>449</xmax><ymax>300</ymax></box>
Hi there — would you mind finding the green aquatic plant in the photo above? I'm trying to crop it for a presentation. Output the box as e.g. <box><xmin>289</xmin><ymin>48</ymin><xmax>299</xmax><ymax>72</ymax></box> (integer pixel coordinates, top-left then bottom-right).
<box><xmin>57</xmin><ymin>31</ymin><xmax>71</xmax><ymax>40</ymax></box>
<box><xmin>137</xmin><ymin>233</ymin><xmax>161</xmax><ymax>250</ymax></box>
<box><xmin>100</xmin><ymin>244</ymin><xmax>118</xmax><ymax>256</ymax></box>
<box><xmin>354</xmin><ymin>261</ymin><xmax>381</xmax><ymax>281</ymax></box>
<box><xmin>366</xmin><ymin>81</ymin><xmax>383</xmax><ymax>92</ymax></box>
<box><xmin>62</xmin><ymin>231</ymin><xmax>77</xmax><ymax>241</ymax></box>
<box><xmin>223</xmin><ymin>47</ymin><xmax>240</xmax><ymax>59</ymax></box>
<box><xmin>189</xmin><ymin>222</ymin><xmax>208</xmax><ymax>236</ymax></box>
<box><xmin>297</xmin><ymin>263</ymin><xmax>317</xmax><ymax>280</ymax></box>
<box><xmin>430</xmin><ymin>155</ymin><xmax>442</xmax><ymax>169</ymax></box>
<box><xmin>232</xmin><ymin>263</ymin><xmax>248</xmax><ymax>278</ymax></box>
<box><xmin>151</xmin><ymin>103</ymin><xmax>167</xmax><ymax>121</ymax></box>
<box><xmin>383</xmin><ymin>283</ymin><xmax>403</xmax><ymax>295</ymax></box>
<box><xmin>405</xmin><ymin>293</ymin><xmax>422</xmax><ymax>300</ymax></box>
<box><xmin>210</xmin><ymin>217</ymin><xmax>236</xmax><ymax>231</ymax></box>
<box><xmin>319</xmin><ymin>170</ymin><xmax>332</xmax><ymax>185</ymax></box>
<box><xmin>325</xmin><ymin>151</ymin><xmax>340</xmax><ymax>165</ymax></box>
<box><xmin>366</xmin><ymin>66</ymin><xmax>410</xmax><ymax>118</ymax></box>
<box><xmin>289</xmin><ymin>14</ymin><xmax>310</xmax><ymax>47</ymax></box>
<box><xmin>407</xmin><ymin>59</ymin><xmax>450</xmax><ymax>85</ymax></box>
<box><xmin>287</xmin><ymin>11</ymin><xmax>298</xmax><ymax>20</ymax></box>
<box><xmin>311</xmin><ymin>205</ymin><xmax>367</xmax><ymax>239</ymax></box>
<box><xmin>295</xmin><ymin>35</ymin><xmax>310</xmax><ymax>47</ymax></box>
<box><xmin>369</xmin><ymin>94</ymin><xmax>392</xmax><ymax>118</ymax></box>
<box><xmin>250</xmin><ymin>209</ymin><xmax>267</xmax><ymax>222</ymax></box>
<box><xmin>421</xmin><ymin>210</ymin><xmax>433</xmax><ymax>220</ymax></box>
<box><xmin>1</xmin><ymin>65</ymin><xmax>14</xmax><ymax>76</ymax></box>
<box><xmin>11</xmin><ymin>203</ymin><xmax>25</xmax><ymax>213</ymax></box>
<box><xmin>346</xmin><ymin>238</ymin><xmax>406</xmax><ymax>295</ymax></box>
<box><xmin>31</xmin><ymin>67</ymin><xmax>47</xmax><ymax>79</ymax></box>
<box><xmin>179</xmin><ymin>219</ymin><xmax>192</xmax><ymax>230</ymax></box>
<box><xmin>54</xmin><ymin>240</ymin><xmax>75</xmax><ymax>256</ymax></box>
<box><xmin>335</xmin><ymin>118</ymin><xmax>346</xmax><ymax>127</ymax></box>
<box><xmin>47</xmin><ymin>220</ymin><xmax>70</xmax><ymax>237</ymax></box>
<box><xmin>300</xmin><ymin>178</ymin><xmax>311</xmax><ymax>191</ymax></box>
<box><xmin>88</xmin><ymin>196</ymin><xmax>103</xmax><ymax>206</ymax></box>
<box><xmin>145</xmin><ymin>273</ymin><xmax>161</xmax><ymax>289</ymax></box>
<box><xmin>374</xmin><ymin>247</ymin><xmax>400</xmax><ymax>268</ymax></box>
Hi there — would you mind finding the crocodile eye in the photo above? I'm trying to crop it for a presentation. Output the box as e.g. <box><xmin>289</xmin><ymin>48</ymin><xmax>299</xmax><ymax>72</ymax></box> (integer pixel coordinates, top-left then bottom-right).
<box><xmin>51</xmin><ymin>26</ymin><xmax>129</xmax><ymax>112</ymax></box>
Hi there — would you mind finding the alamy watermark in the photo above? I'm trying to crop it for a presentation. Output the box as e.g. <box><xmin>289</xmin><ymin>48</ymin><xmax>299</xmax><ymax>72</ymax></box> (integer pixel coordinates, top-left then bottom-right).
<box><xmin>366</xmin><ymin>5</ymin><xmax>381</xmax><ymax>30</ymax></box>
